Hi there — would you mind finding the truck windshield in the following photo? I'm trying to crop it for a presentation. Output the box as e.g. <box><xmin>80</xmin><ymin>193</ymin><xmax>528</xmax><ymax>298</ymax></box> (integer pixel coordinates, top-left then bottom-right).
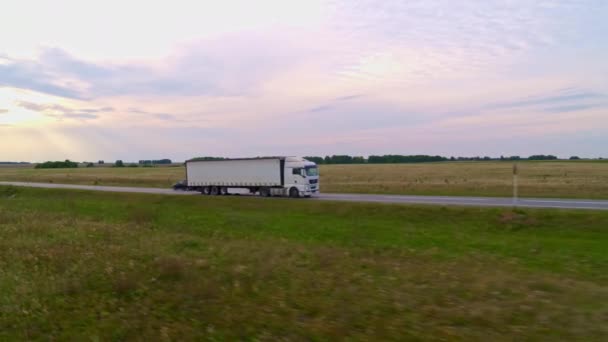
<box><xmin>305</xmin><ymin>167</ymin><xmax>318</xmax><ymax>177</ymax></box>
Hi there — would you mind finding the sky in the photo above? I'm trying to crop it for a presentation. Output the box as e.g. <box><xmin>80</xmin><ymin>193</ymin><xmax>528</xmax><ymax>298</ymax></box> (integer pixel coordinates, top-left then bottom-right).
<box><xmin>1</xmin><ymin>0</ymin><xmax>607</xmax><ymax>162</ymax></box>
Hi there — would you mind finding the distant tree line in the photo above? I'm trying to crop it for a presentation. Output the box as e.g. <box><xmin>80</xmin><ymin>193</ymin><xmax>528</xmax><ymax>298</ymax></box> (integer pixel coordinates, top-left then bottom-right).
<box><xmin>452</xmin><ymin>156</ymin><xmax>493</xmax><ymax>161</ymax></box>
<box><xmin>303</xmin><ymin>154</ymin><xmax>567</xmax><ymax>164</ymax></box>
<box><xmin>528</xmin><ymin>155</ymin><xmax>558</xmax><ymax>160</ymax></box>
<box><xmin>138</xmin><ymin>159</ymin><xmax>172</xmax><ymax>165</ymax></box>
<box><xmin>111</xmin><ymin>160</ymin><xmax>138</xmax><ymax>168</ymax></box>
<box><xmin>305</xmin><ymin>155</ymin><xmax>449</xmax><ymax>164</ymax></box>
<box><xmin>20</xmin><ymin>154</ymin><xmax>602</xmax><ymax>169</ymax></box>
<box><xmin>35</xmin><ymin>160</ymin><xmax>78</xmax><ymax>169</ymax></box>
<box><xmin>188</xmin><ymin>157</ymin><xmax>227</xmax><ymax>162</ymax></box>
<box><xmin>30</xmin><ymin>159</ymin><xmax>172</xmax><ymax>169</ymax></box>
<box><xmin>369</xmin><ymin>155</ymin><xmax>447</xmax><ymax>163</ymax></box>
<box><xmin>499</xmin><ymin>156</ymin><xmax>522</xmax><ymax>161</ymax></box>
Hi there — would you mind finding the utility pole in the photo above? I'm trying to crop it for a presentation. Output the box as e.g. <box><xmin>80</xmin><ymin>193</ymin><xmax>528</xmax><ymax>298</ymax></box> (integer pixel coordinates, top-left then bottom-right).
<box><xmin>513</xmin><ymin>163</ymin><xmax>518</xmax><ymax>206</ymax></box>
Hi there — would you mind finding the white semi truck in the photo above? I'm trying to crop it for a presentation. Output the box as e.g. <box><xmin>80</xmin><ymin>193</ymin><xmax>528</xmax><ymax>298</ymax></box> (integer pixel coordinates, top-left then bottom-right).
<box><xmin>185</xmin><ymin>157</ymin><xmax>319</xmax><ymax>197</ymax></box>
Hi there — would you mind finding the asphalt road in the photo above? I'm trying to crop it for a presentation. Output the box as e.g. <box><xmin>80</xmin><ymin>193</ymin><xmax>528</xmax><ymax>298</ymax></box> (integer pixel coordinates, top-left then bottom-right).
<box><xmin>2</xmin><ymin>181</ymin><xmax>608</xmax><ymax>210</ymax></box>
<box><xmin>316</xmin><ymin>193</ymin><xmax>608</xmax><ymax>210</ymax></box>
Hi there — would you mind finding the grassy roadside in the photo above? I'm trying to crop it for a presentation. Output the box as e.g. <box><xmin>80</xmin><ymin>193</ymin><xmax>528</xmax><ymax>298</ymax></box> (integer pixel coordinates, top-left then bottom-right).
<box><xmin>1</xmin><ymin>160</ymin><xmax>607</xmax><ymax>199</ymax></box>
<box><xmin>1</xmin><ymin>186</ymin><xmax>607</xmax><ymax>340</ymax></box>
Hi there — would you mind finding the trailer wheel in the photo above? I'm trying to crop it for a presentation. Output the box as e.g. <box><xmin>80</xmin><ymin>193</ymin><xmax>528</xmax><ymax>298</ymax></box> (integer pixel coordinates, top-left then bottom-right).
<box><xmin>259</xmin><ymin>187</ymin><xmax>271</xmax><ymax>197</ymax></box>
<box><xmin>220</xmin><ymin>187</ymin><xmax>229</xmax><ymax>195</ymax></box>
<box><xmin>289</xmin><ymin>187</ymin><xmax>300</xmax><ymax>198</ymax></box>
<box><xmin>210</xmin><ymin>186</ymin><xmax>220</xmax><ymax>195</ymax></box>
<box><xmin>202</xmin><ymin>186</ymin><xmax>211</xmax><ymax>195</ymax></box>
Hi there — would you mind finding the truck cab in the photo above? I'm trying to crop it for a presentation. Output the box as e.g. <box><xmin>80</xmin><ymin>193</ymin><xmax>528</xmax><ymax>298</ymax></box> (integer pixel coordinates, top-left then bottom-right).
<box><xmin>284</xmin><ymin>157</ymin><xmax>319</xmax><ymax>197</ymax></box>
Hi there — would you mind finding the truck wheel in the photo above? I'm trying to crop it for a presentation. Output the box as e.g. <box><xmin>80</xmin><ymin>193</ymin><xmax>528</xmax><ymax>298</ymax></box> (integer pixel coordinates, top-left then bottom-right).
<box><xmin>259</xmin><ymin>187</ymin><xmax>270</xmax><ymax>197</ymax></box>
<box><xmin>202</xmin><ymin>186</ymin><xmax>211</xmax><ymax>195</ymax></box>
<box><xmin>289</xmin><ymin>187</ymin><xmax>300</xmax><ymax>198</ymax></box>
<box><xmin>220</xmin><ymin>187</ymin><xmax>228</xmax><ymax>195</ymax></box>
<box><xmin>210</xmin><ymin>186</ymin><xmax>220</xmax><ymax>195</ymax></box>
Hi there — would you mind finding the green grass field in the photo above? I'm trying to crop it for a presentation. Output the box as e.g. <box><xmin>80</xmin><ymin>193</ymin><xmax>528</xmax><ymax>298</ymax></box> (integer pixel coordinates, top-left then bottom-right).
<box><xmin>1</xmin><ymin>160</ymin><xmax>607</xmax><ymax>199</ymax></box>
<box><xmin>1</xmin><ymin>186</ymin><xmax>607</xmax><ymax>340</ymax></box>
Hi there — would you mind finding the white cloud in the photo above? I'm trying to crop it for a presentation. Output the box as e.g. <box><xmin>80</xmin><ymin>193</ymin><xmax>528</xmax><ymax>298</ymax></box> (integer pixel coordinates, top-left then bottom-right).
<box><xmin>16</xmin><ymin>100</ymin><xmax>114</xmax><ymax>121</ymax></box>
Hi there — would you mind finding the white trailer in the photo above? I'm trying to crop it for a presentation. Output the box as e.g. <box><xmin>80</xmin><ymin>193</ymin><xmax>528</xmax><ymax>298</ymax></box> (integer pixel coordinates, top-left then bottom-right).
<box><xmin>185</xmin><ymin>157</ymin><xmax>319</xmax><ymax>197</ymax></box>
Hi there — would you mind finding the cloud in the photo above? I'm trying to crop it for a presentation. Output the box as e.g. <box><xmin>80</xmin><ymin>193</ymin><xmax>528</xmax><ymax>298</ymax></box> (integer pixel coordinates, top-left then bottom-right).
<box><xmin>16</xmin><ymin>101</ymin><xmax>113</xmax><ymax>120</ymax></box>
<box><xmin>17</xmin><ymin>101</ymin><xmax>56</xmax><ymax>112</ymax></box>
<box><xmin>0</xmin><ymin>1</ymin><xmax>603</xmax><ymax>106</ymax></box>
<box><xmin>0</xmin><ymin>109</ymin><xmax>8</xmax><ymax>114</ymax></box>
<box><xmin>289</xmin><ymin>99</ymin><xmax>427</xmax><ymax>134</ymax></box>
<box><xmin>61</xmin><ymin>113</ymin><xmax>98</xmax><ymax>119</ymax></box>
<box><xmin>488</xmin><ymin>90</ymin><xmax>605</xmax><ymax>110</ymax></box>
<box><xmin>333</xmin><ymin>94</ymin><xmax>364</xmax><ymax>102</ymax></box>
<box><xmin>0</xmin><ymin>30</ymin><xmax>315</xmax><ymax>100</ymax></box>
<box><xmin>323</xmin><ymin>0</ymin><xmax>600</xmax><ymax>82</ymax></box>
<box><xmin>308</xmin><ymin>105</ymin><xmax>333</xmax><ymax>113</ymax></box>
<box><xmin>3</xmin><ymin>1</ymin><xmax>590</xmax><ymax>102</ymax></box>
<box><xmin>0</xmin><ymin>55</ymin><xmax>87</xmax><ymax>99</ymax></box>
<box><xmin>543</xmin><ymin>104</ymin><xmax>604</xmax><ymax>113</ymax></box>
<box><xmin>305</xmin><ymin>93</ymin><xmax>366</xmax><ymax>113</ymax></box>
<box><xmin>128</xmin><ymin>108</ymin><xmax>180</xmax><ymax>122</ymax></box>
<box><xmin>79</xmin><ymin>107</ymin><xmax>114</xmax><ymax>113</ymax></box>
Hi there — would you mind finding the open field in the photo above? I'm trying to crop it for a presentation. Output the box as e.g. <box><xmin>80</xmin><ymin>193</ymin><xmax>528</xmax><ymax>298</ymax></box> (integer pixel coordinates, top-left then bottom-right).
<box><xmin>1</xmin><ymin>161</ymin><xmax>607</xmax><ymax>198</ymax></box>
<box><xmin>0</xmin><ymin>165</ymin><xmax>186</xmax><ymax>188</ymax></box>
<box><xmin>321</xmin><ymin>161</ymin><xmax>608</xmax><ymax>199</ymax></box>
<box><xmin>1</xmin><ymin>186</ymin><xmax>607</xmax><ymax>340</ymax></box>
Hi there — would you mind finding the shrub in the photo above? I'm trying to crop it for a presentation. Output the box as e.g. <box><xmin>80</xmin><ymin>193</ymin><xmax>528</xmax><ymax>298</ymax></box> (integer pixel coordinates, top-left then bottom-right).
<box><xmin>35</xmin><ymin>160</ymin><xmax>78</xmax><ymax>169</ymax></box>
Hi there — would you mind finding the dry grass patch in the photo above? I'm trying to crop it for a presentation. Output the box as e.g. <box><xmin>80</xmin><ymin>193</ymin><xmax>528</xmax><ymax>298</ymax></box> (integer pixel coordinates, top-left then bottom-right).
<box><xmin>0</xmin><ymin>165</ymin><xmax>185</xmax><ymax>188</ymax></box>
<box><xmin>320</xmin><ymin>161</ymin><xmax>608</xmax><ymax>198</ymax></box>
<box><xmin>498</xmin><ymin>210</ymin><xmax>539</xmax><ymax>228</ymax></box>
